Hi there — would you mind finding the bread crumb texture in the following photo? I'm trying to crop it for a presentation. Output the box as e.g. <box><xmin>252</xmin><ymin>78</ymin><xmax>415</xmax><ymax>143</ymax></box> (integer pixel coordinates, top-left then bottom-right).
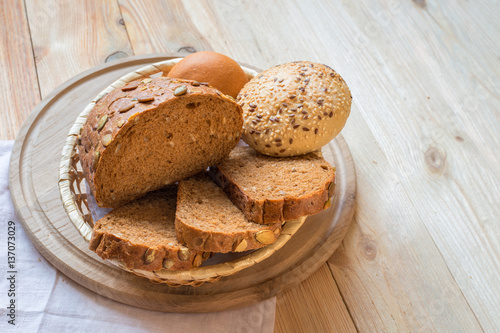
<box><xmin>176</xmin><ymin>173</ymin><xmax>282</xmax><ymax>253</ymax></box>
<box><xmin>78</xmin><ymin>76</ymin><xmax>242</xmax><ymax>208</ymax></box>
<box><xmin>89</xmin><ymin>186</ymin><xmax>208</xmax><ymax>271</ymax></box>
<box><xmin>209</xmin><ymin>146</ymin><xmax>336</xmax><ymax>224</ymax></box>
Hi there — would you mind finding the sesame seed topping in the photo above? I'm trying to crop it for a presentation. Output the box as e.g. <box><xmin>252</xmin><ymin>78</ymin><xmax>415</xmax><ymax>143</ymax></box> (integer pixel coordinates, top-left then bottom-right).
<box><xmin>289</xmin><ymin>95</ymin><xmax>296</xmax><ymax>99</ymax></box>
<box><xmin>315</xmin><ymin>128</ymin><xmax>319</xmax><ymax>134</ymax></box>
<box><xmin>301</xmin><ymin>110</ymin><xmax>307</xmax><ymax>114</ymax></box>
<box><xmin>256</xmin><ymin>114</ymin><xmax>262</xmax><ymax>119</ymax></box>
<box><xmin>275</xmin><ymin>138</ymin><xmax>282</xmax><ymax>142</ymax></box>
<box><xmin>293</xmin><ymin>124</ymin><xmax>300</xmax><ymax>129</ymax></box>
<box><xmin>265</xmin><ymin>129</ymin><xmax>270</xmax><ymax>134</ymax></box>
<box><xmin>290</xmin><ymin>108</ymin><xmax>297</xmax><ymax>111</ymax></box>
<box><xmin>249</xmin><ymin>103</ymin><xmax>257</xmax><ymax>108</ymax></box>
<box><xmin>303</xmin><ymin>115</ymin><xmax>309</xmax><ymax>119</ymax></box>
<box><xmin>250</xmin><ymin>130</ymin><xmax>255</xmax><ymax>134</ymax></box>
<box><xmin>282</xmin><ymin>102</ymin><xmax>288</xmax><ymax>107</ymax></box>
<box><xmin>329</xmin><ymin>112</ymin><xmax>333</xmax><ymax>118</ymax></box>
<box><xmin>265</xmin><ymin>144</ymin><xmax>271</xmax><ymax>148</ymax></box>
<box><xmin>276</xmin><ymin>143</ymin><xmax>282</xmax><ymax>147</ymax></box>
<box><xmin>299</xmin><ymin>72</ymin><xmax>305</xmax><ymax>76</ymax></box>
<box><xmin>280</xmin><ymin>149</ymin><xmax>286</xmax><ymax>153</ymax></box>
<box><xmin>288</xmin><ymin>114</ymin><xmax>295</xmax><ymax>117</ymax></box>
<box><xmin>318</xmin><ymin>115</ymin><xmax>322</xmax><ymax>120</ymax></box>
<box><xmin>278</xmin><ymin>78</ymin><xmax>284</xmax><ymax>83</ymax></box>
<box><xmin>297</xmin><ymin>104</ymin><xmax>303</xmax><ymax>108</ymax></box>
<box><xmin>289</xmin><ymin>138</ymin><xmax>293</xmax><ymax>144</ymax></box>
<box><xmin>303</xmin><ymin>127</ymin><xmax>310</xmax><ymax>131</ymax></box>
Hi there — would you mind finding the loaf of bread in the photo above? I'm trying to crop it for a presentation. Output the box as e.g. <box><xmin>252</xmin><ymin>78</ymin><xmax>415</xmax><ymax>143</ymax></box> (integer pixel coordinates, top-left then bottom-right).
<box><xmin>78</xmin><ymin>76</ymin><xmax>242</xmax><ymax>208</ymax></box>
<box><xmin>175</xmin><ymin>173</ymin><xmax>282</xmax><ymax>253</ymax></box>
<box><xmin>89</xmin><ymin>187</ymin><xmax>209</xmax><ymax>271</ymax></box>
<box><xmin>209</xmin><ymin>146</ymin><xmax>335</xmax><ymax>224</ymax></box>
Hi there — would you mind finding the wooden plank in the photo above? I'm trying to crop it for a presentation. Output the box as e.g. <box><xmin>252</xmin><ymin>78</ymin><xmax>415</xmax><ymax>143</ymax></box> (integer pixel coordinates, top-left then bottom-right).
<box><xmin>0</xmin><ymin>0</ymin><xmax>40</xmax><ymax>140</ymax></box>
<box><xmin>275</xmin><ymin>264</ymin><xmax>357</xmax><ymax>333</ymax></box>
<box><xmin>328</xmin><ymin>107</ymin><xmax>483</xmax><ymax>331</ymax></box>
<box><xmin>315</xmin><ymin>0</ymin><xmax>499</xmax><ymax>330</ymax></box>
<box><xmin>25</xmin><ymin>0</ymin><xmax>133</xmax><ymax>98</ymax></box>
<box><xmin>117</xmin><ymin>0</ymin><xmax>212</xmax><ymax>55</ymax></box>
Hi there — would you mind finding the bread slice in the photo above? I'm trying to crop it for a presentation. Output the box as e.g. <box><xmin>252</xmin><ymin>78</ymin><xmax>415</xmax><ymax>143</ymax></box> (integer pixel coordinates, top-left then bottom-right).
<box><xmin>175</xmin><ymin>173</ymin><xmax>282</xmax><ymax>253</ymax></box>
<box><xmin>209</xmin><ymin>146</ymin><xmax>335</xmax><ymax>224</ymax></box>
<box><xmin>78</xmin><ymin>76</ymin><xmax>242</xmax><ymax>208</ymax></box>
<box><xmin>89</xmin><ymin>186</ymin><xmax>208</xmax><ymax>271</ymax></box>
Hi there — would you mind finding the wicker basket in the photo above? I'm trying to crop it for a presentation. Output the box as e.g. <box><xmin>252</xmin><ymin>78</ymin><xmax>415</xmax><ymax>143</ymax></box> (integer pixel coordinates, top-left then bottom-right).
<box><xmin>58</xmin><ymin>58</ymin><xmax>307</xmax><ymax>287</ymax></box>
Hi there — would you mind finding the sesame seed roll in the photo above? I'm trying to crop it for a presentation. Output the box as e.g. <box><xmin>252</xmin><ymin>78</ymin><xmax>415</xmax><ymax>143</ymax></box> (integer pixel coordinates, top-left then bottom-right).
<box><xmin>237</xmin><ymin>61</ymin><xmax>351</xmax><ymax>157</ymax></box>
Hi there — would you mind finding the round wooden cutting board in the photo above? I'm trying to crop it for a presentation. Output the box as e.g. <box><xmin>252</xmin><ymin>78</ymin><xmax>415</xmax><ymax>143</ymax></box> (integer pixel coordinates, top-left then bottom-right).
<box><xmin>9</xmin><ymin>54</ymin><xmax>356</xmax><ymax>313</ymax></box>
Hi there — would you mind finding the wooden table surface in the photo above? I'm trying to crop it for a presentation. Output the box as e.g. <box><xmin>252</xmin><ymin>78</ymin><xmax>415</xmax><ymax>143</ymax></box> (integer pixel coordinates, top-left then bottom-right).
<box><xmin>2</xmin><ymin>1</ymin><xmax>499</xmax><ymax>332</ymax></box>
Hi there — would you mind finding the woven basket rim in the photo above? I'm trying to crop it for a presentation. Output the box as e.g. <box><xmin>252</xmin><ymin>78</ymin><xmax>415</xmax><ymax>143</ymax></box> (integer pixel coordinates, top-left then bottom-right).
<box><xmin>58</xmin><ymin>58</ymin><xmax>307</xmax><ymax>285</ymax></box>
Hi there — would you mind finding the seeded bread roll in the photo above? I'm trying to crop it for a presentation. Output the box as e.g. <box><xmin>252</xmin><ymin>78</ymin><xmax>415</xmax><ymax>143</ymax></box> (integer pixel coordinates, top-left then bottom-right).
<box><xmin>78</xmin><ymin>76</ymin><xmax>243</xmax><ymax>208</ymax></box>
<box><xmin>237</xmin><ymin>61</ymin><xmax>351</xmax><ymax>156</ymax></box>
<box><xmin>89</xmin><ymin>187</ymin><xmax>209</xmax><ymax>271</ymax></box>
<box><xmin>209</xmin><ymin>146</ymin><xmax>335</xmax><ymax>224</ymax></box>
<box><xmin>175</xmin><ymin>173</ymin><xmax>282</xmax><ymax>253</ymax></box>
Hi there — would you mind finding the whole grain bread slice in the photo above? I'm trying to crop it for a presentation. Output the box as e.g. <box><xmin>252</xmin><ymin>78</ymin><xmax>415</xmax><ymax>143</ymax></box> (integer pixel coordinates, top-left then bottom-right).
<box><xmin>89</xmin><ymin>186</ymin><xmax>209</xmax><ymax>271</ymax></box>
<box><xmin>78</xmin><ymin>76</ymin><xmax>242</xmax><ymax>208</ymax></box>
<box><xmin>209</xmin><ymin>146</ymin><xmax>335</xmax><ymax>224</ymax></box>
<box><xmin>175</xmin><ymin>173</ymin><xmax>282</xmax><ymax>253</ymax></box>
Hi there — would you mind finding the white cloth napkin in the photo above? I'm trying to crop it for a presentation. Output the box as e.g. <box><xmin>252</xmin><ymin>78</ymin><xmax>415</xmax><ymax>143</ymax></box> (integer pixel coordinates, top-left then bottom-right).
<box><xmin>0</xmin><ymin>140</ymin><xmax>276</xmax><ymax>332</ymax></box>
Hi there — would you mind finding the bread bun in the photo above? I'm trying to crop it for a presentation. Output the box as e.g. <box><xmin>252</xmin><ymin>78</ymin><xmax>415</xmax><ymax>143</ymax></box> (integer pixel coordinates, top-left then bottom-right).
<box><xmin>167</xmin><ymin>51</ymin><xmax>248</xmax><ymax>98</ymax></box>
<box><xmin>237</xmin><ymin>61</ymin><xmax>351</xmax><ymax>157</ymax></box>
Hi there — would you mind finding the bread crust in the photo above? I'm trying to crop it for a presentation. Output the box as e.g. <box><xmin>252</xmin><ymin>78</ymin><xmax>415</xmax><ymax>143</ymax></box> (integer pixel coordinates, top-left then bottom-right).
<box><xmin>175</xmin><ymin>173</ymin><xmax>283</xmax><ymax>253</ymax></box>
<box><xmin>89</xmin><ymin>225</ymin><xmax>205</xmax><ymax>271</ymax></box>
<box><xmin>88</xmin><ymin>188</ymin><xmax>208</xmax><ymax>271</ymax></box>
<box><xmin>78</xmin><ymin>76</ymin><xmax>242</xmax><ymax>207</ymax></box>
<box><xmin>175</xmin><ymin>217</ymin><xmax>282</xmax><ymax>253</ymax></box>
<box><xmin>208</xmin><ymin>152</ymin><xmax>335</xmax><ymax>224</ymax></box>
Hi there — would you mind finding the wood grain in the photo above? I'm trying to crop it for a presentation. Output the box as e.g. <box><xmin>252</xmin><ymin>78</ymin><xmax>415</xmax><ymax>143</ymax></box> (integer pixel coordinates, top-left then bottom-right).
<box><xmin>0</xmin><ymin>0</ymin><xmax>40</xmax><ymax>140</ymax></box>
<box><xmin>318</xmin><ymin>1</ymin><xmax>500</xmax><ymax>330</ymax></box>
<box><xmin>275</xmin><ymin>264</ymin><xmax>356</xmax><ymax>333</ymax></box>
<box><xmin>25</xmin><ymin>0</ymin><xmax>133</xmax><ymax>98</ymax></box>
<box><xmin>118</xmin><ymin>0</ymin><xmax>212</xmax><ymax>55</ymax></box>
<box><xmin>3</xmin><ymin>0</ymin><xmax>499</xmax><ymax>331</ymax></box>
<box><xmin>329</xmin><ymin>106</ymin><xmax>482</xmax><ymax>331</ymax></box>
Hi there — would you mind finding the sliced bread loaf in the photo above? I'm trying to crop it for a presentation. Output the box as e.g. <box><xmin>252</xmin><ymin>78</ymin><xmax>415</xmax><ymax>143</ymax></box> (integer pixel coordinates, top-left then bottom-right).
<box><xmin>209</xmin><ymin>146</ymin><xmax>335</xmax><ymax>224</ymax></box>
<box><xmin>78</xmin><ymin>76</ymin><xmax>242</xmax><ymax>208</ymax></box>
<box><xmin>89</xmin><ymin>186</ymin><xmax>208</xmax><ymax>271</ymax></box>
<box><xmin>175</xmin><ymin>173</ymin><xmax>282</xmax><ymax>253</ymax></box>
